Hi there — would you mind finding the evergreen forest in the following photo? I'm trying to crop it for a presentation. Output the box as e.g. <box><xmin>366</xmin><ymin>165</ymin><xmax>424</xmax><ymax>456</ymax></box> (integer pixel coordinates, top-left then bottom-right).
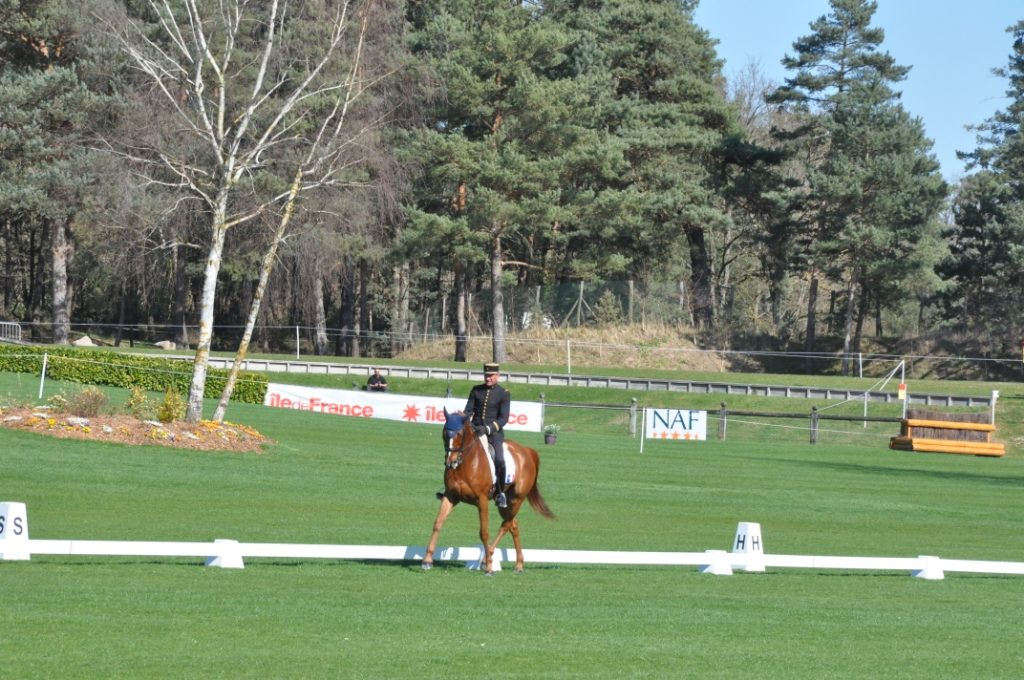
<box><xmin>3</xmin><ymin>0</ymin><xmax>1024</xmax><ymax>389</ymax></box>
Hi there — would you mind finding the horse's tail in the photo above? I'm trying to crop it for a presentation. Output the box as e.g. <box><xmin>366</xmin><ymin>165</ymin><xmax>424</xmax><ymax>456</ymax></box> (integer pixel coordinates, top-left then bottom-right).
<box><xmin>527</xmin><ymin>484</ymin><xmax>556</xmax><ymax>520</ymax></box>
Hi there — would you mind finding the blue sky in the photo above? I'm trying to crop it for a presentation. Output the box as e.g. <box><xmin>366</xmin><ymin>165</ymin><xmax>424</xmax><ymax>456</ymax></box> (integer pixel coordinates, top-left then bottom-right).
<box><xmin>693</xmin><ymin>1</ymin><xmax>1021</xmax><ymax>182</ymax></box>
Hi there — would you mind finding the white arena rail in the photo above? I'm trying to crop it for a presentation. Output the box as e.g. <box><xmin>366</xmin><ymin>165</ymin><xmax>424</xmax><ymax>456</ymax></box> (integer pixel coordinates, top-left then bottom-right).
<box><xmin>8</xmin><ymin>539</ymin><xmax>1024</xmax><ymax>579</ymax></box>
<box><xmin>3</xmin><ymin>504</ymin><xmax>1022</xmax><ymax>579</ymax></box>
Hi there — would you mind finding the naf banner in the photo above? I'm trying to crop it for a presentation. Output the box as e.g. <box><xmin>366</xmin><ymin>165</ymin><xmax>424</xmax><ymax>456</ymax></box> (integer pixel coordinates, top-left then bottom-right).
<box><xmin>644</xmin><ymin>408</ymin><xmax>707</xmax><ymax>441</ymax></box>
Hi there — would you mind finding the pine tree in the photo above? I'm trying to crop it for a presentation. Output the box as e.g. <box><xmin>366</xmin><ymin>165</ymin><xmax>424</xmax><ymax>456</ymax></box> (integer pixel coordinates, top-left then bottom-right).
<box><xmin>547</xmin><ymin>0</ymin><xmax>739</xmax><ymax>333</ymax></box>
<box><xmin>769</xmin><ymin>0</ymin><xmax>945</xmax><ymax>372</ymax></box>
<box><xmin>941</xmin><ymin>21</ymin><xmax>1024</xmax><ymax>360</ymax></box>
<box><xmin>403</xmin><ymin>0</ymin><xmax>588</xmax><ymax>361</ymax></box>
<box><xmin>0</xmin><ymin>1</ymin><xmax>120</xmax><ymax>342</ymax></box>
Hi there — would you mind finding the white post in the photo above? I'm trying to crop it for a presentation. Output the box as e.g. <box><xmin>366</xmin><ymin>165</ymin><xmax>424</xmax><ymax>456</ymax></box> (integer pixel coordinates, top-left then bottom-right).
<box><xmin>863</xmin><ymin>391</ymin><xmax>868</xmax><ymax>428</ymax></box>
<box><xmin>0</xmin><ymin>501</ymin><xmax>30</xmax><ymax>561</ymax></box>
<box><xmin>295</xmin><ymin>326</ymin><xmax>300</xmax><ymax>359</ymax></box>
<box><xmin>991</xmin><ymin>390</ymin><xmax>999</xmax><ymax>425</ymax></box>
<box><xmin>37</xmin><ymin>353</ymin><xmax>48</xmax><ymax>400</ymax></box>
<box><xmin>639</xmin><ymin>408</ymin><xmax>646</xmax><ymax>454</ymax></box>
<box><xmin>901</xmin><ymin>360</ymin><xmax>908</xmax><ymax>419</ymax></box>
<box><xmin>858</xmin><ymin>352</ymin><xmax>863</xmax><ymax>378</ymax></box>
<box><xmin>566</xmin><ymin>338</ymin><xmax>571</xmax><ymax>376</ymax></box>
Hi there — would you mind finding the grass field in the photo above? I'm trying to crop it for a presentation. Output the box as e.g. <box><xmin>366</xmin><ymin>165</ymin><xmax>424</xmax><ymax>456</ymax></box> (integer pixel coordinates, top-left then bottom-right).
<box><xmin>2</xmin><ymin>371</ymin><xmax>1024</xmax><ymax>678</ymax></box>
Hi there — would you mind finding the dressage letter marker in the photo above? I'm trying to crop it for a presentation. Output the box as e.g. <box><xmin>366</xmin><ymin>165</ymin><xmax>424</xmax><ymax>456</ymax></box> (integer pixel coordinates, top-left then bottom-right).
<box><xmin>731</xmin><ymin>521</ymin><xmax>765</xmax><ymax>572</ymax></box>
<box><xmin>0</xmin><ymin>501</ymin><xmax>30</xmax><ymax>561</ymax></box>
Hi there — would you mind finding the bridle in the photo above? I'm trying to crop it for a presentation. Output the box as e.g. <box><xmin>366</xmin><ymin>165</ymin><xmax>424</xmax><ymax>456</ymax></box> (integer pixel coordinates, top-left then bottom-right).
<box><xmin>443</xmin><ymin>427</ymin><xmax>466</xmax><ymax>470</ymax></box>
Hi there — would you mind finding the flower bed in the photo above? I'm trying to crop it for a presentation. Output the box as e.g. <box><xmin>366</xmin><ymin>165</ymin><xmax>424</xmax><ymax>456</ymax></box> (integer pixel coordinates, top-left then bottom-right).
<box><xmin>0</xmin><ymin>407</ymin><xmax>269</xmax><ymax>452</ymax></box>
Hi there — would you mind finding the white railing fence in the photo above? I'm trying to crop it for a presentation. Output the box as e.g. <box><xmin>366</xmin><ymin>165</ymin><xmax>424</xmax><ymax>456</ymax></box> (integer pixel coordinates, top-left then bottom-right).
<box><xmin>3</xmin><ymin>504</ymin><xmax>1022</xmax><ymax>580</ymax></box>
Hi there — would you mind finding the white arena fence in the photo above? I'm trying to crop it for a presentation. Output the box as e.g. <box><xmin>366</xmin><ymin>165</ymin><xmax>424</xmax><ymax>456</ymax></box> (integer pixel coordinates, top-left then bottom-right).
<box><xmin>3</xmin><ymin>503</ymin><xmax>1022</xmax><ymax>580</ymax></box>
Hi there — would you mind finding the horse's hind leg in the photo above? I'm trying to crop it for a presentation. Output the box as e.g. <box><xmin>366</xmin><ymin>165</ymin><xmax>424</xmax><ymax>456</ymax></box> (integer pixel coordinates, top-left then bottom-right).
<box><xmin>489</xmin><ymin>517</ymin><xmax>524</xmax><ymax>573</ymax></box>
<box><xmin>423</xmin><ymin>497</ymin><xmax>456</xmax><ymax>570</ymax></box>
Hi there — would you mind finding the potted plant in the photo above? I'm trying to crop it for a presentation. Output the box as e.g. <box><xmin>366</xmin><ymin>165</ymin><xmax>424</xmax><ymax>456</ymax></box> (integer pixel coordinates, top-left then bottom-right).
<box><xmin>543</xmin><ymin>423</ymin><xmax>561</xmax><ymax>445</ymax></box>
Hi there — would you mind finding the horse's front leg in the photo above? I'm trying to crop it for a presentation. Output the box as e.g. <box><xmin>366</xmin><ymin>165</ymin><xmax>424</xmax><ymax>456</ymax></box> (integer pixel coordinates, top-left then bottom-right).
<box><xmin>476</xmin><ymin>498</ymin><xmax>494</xmax><ymax>574</ymax></box>
<box><xmin>423</xmin><ymin>497</ymin><xmax>456</xmax><ymax>570</ymax></box>
<box><xmin>507</xmin><ymin>518</ymin><xmax>525</xmax><ymax>573</ymax></box>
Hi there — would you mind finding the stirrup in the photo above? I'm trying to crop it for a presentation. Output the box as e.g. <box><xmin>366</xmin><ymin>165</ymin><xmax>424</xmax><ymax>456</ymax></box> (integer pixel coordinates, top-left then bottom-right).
<box><xmin>495</xmin><ymin>491</ymin><xmax>507</xmax><ymax>508</ymax></box>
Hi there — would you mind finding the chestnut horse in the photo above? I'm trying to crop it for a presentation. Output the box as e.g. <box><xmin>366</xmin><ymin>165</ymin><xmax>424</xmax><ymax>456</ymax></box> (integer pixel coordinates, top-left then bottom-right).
<box><xmin>422</xmin><ymin>410</ymin><xmax>555</xmax><ymax>574</ymax></box>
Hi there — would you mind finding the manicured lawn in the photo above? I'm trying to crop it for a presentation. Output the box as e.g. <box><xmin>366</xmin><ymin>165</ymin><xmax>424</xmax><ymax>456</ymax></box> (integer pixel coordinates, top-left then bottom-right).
<box><xmin>2</xmin><ymin>373</ymin><xmax>1023</xmax><ymax>677</ymax></box>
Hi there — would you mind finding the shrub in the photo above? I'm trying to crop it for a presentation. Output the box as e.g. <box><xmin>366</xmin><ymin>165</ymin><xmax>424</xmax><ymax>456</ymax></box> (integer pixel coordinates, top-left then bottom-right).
<box><xmin>0</xmin><ymin>345</ymin><xmax>268</xmax><ymax>403</ymax></box>
<box><xmin>67</xmin><ymin>386</ymin><xmax>109</xmax><ymax>417</ymax></box>
<box><xmin>156</xmin><ymin>388</ymin><xmax>186</xmax><ymax>423</ymax></box>
<box><xmin>125</xmin><ymin>387</ymin><xmax>153</xmax><ymax>420</ymax></box>
<box><xmin>47</xmin><ymin>392</ymin><xmax>69</xmax><ymax>412</ymax></box>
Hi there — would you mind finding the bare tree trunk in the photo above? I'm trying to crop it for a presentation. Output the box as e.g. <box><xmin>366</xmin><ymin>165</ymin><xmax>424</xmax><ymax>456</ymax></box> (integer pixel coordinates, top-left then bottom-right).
<box><xmin>51</xmin><ymin>218</ymin><xmax>73</xmax><ymax>344</ymax></box>
<box><xmin>678</xmin><ymin>280</ymin><xmax>694</xmax><ymax>326</ymax></box>
<box><xmin>173</xmin><ymin>243</ymin><xmax>190</xmax><ymax>348</ymax></box>
<box><xmin>454</xmin><ymin>265</ymin><xmax>468</xmax><ymax>362</ymax></box>
<box><xmin>312</xmin><ymin>271</ymin><xmax>329</xmax><ymax>356</ymax></box>
<box><xmin>2</xmin><ymin>219</ymin><xmax>12</xmax><ymax>312</ymax></box>
<box><xmin>115</xmin><ymin>278</ymin><xmax>127</xmax><ymax>347</ymax></box>
<box><xmin>339</xmin><ymin>261</ymin><xmax>356</xmax><ymax>356</ymax></box>
<box><xmin>685</xmin><ymin>225</ymin><xmax>714</xmax><ymax>332</ymax></box>
<box><xmin>29</xmin><ymin>225</ymin><xmax>46</xmax><ymax>341</ymax></box>
<box><xmin>627</xmin><ymin>279</ymin><xmax>634</xmax><ymax>324</ymax></box>
<box><xmin>392</xmin><ymin>264</ymin><xmax>409</xmax><ymax>355</ymax></box>
<box><xmin>804</xmin><ymin>272</ymin><xmax>818</xmax><ymax>374</ymax></box>
<box><xmin>841</xmin><ymin>276</ymin><xmax>857</xmax><ymax>377</ymax></box>
<box><xmin>359</xmin><ymin>258</ymin><xmax>371</xmax><ymax>357</ymax></box>
<box><xmin>490</xmin><ymin>231</ymin><xmax>506</xmax><ymax>363</ymax></box>
<box><xmin>186</xmin><ymin>200</ymin><xmax>229</xmax><ymax>423</ymax></box>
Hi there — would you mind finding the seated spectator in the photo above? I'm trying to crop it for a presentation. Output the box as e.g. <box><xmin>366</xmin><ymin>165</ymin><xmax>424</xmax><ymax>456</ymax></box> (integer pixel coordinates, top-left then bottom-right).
<box><xmin>366</xmin><ymin>367</ymin><xmax>388</xmax><ymax>392</ymax></box>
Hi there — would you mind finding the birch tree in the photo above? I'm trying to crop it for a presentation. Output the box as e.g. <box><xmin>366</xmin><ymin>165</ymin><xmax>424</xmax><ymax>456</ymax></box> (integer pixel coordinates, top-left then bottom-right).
<box><xmin>111</xmin><ymin>0</ymin><xmax>380</xmax><ymax>421</ymax></box>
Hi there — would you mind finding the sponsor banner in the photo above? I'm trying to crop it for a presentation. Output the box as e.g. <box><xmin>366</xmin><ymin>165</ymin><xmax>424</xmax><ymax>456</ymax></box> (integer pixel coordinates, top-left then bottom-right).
<box><xmin>645</xmin><ymin>408</ymin><xmax>707</xmax><ymax>441</ymax></box>
<box><xmin>264</xmin><ymin>383</ymin><xmax>543</xmax><ymax>432</ymax></box>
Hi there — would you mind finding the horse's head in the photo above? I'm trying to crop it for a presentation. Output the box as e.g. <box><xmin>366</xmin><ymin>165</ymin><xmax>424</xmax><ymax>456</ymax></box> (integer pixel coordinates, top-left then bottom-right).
<box><xmin>442</xmin><ymin>408</ymin><xmax>471</xmax><ymax>468</ymax></box>
<box><xmin>442</xmin><ymin>408</ymin><xmax>465</xmax><ymax>441</ymax></box>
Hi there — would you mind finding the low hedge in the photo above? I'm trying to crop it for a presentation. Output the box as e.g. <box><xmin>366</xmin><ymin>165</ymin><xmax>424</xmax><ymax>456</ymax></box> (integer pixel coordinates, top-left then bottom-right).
<box><xmin>0</xmin><ymin>345</ymin><xmax>268</xmax><ymax>404</ymax></box>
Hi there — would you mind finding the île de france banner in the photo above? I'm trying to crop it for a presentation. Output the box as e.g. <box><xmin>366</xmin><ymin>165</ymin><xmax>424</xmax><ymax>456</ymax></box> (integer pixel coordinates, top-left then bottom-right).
<box><xmin>644</xmin><ymin>408</ymin><xmax>707</xmax><ymax>441</ymax></box>
<box><xmin>264</xmin><ymin>383</ymin><xmax>543</xmax><ymax>432</ymax></box>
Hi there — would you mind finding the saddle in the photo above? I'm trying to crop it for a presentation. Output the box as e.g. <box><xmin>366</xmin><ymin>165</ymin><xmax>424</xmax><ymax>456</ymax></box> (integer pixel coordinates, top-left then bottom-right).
<box><xmin>483</xmin><ymin>442</ymin><xmax>516</xmax><ymax>488</ymax></box>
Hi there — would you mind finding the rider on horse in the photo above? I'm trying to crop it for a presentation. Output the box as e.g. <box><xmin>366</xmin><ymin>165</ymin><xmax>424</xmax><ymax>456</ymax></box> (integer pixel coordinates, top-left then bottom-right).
<box><xmin>463</xmin><ymin>362</ymin><xmax>511</xmax><ymax>508</ymax></box>
<box><xmin>434</xmin><ymin>362</ymin><xmax>511</xmax><ymax>507</ymax></box>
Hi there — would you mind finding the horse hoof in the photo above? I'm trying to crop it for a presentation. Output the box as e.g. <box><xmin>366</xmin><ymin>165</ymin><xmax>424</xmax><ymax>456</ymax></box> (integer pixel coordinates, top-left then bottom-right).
<box><xmin>514</xmin><ymin>567</ymin><xmax>524</xmax><ymax>574</ymax></box>
<box><xmin>421</xmin><ymin>562</ymin><xmax>433</xmax><ymax>571</ymax></box>
<box><xmin>484</xmin><ymin>570</ymin><xmax>496</xmax><ymax>577</ymax></box>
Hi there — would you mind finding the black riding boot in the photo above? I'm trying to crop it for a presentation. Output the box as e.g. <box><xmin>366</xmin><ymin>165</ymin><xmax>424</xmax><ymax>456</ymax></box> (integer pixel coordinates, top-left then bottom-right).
<box><xmin>494</xmin><ymin>461</ymin><xmax>507</xmax><ymax>508</ymax></box>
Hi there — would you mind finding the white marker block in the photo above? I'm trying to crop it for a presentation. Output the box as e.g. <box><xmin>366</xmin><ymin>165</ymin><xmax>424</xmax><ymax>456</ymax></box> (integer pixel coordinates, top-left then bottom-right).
<box><xmin>912</xmin><ymin>555</ymin><xmax>944</xmax><ymax>580</ymax></box>
<box><xmin>466</xmin><ymin>545</ymin><xmax>502</xmax><ymax>572</ymax></box>
<box><xmin>731</xmin><ymin>521</ymin><xmax>765</xmax><ymax>572</ymax></box>
<box><xmin>0</xmin><ymin>501</ymin><xmax>30</xmax><ymax>561</ymax></box>
<box><xmin>699</xmin><ymin>549</ymin><xmax>733</xmax><ymax>575</ymax></box>
<box><xmin>204</xmin><ymin>538</ymin><xmax>245</xmax><ymax>569</ymax></box>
